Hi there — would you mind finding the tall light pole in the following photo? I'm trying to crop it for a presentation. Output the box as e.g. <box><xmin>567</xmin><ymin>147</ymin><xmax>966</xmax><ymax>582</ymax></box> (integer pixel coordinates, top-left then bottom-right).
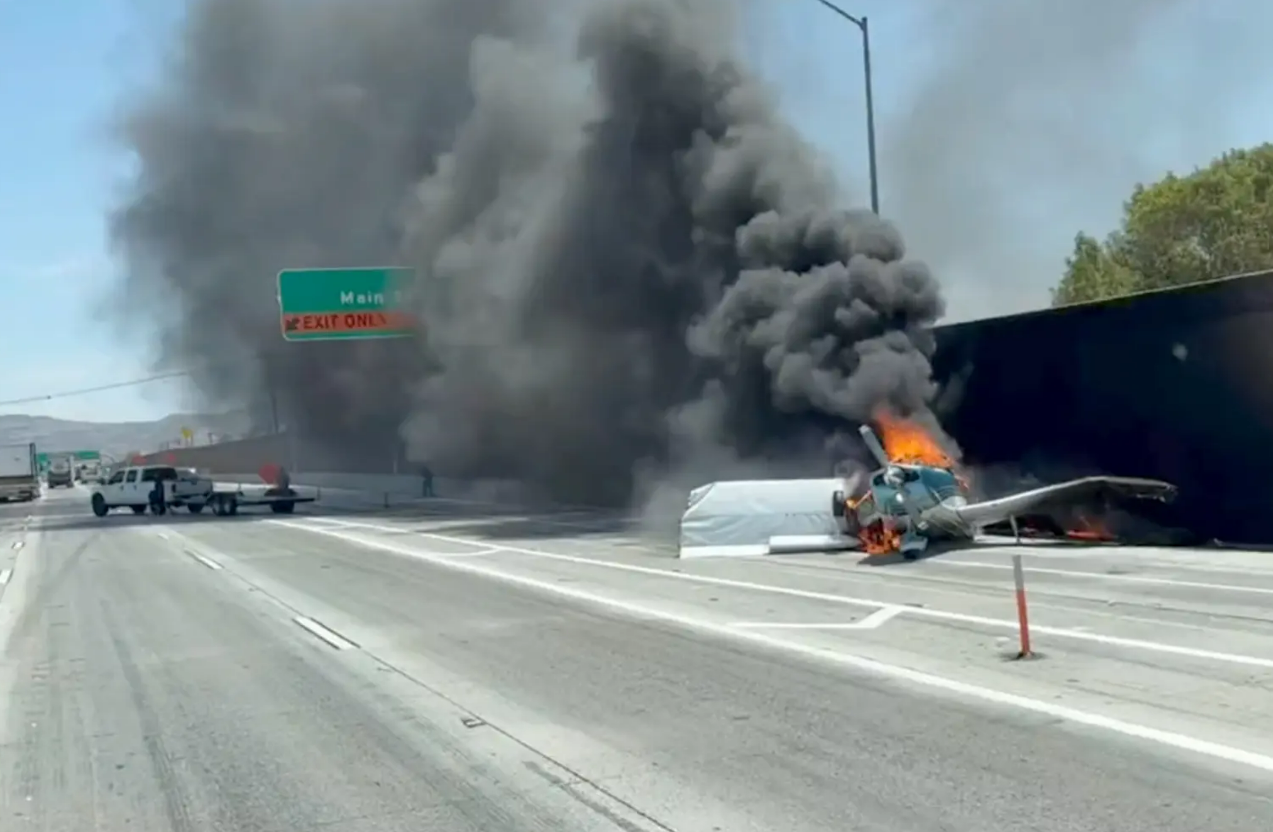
<box><xmin>809</xmin><ymin>0</ymin><xmax>879</xmax><ymax>215</ymax></box>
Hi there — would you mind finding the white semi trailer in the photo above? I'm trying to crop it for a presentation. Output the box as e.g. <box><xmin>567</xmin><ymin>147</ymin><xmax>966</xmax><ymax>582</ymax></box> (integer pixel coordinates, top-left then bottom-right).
<box><xmin>0</xmin><ymin>443</ymin><xmax>39</xmax><ymax>502</ymax></box>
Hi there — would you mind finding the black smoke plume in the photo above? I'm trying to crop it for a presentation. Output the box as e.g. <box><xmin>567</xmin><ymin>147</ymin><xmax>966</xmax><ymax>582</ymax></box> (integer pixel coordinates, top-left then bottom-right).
<box><xmin>109</xmin><ymin>0</ymin><xmax>950</xmax><ymax>507</ymax></box>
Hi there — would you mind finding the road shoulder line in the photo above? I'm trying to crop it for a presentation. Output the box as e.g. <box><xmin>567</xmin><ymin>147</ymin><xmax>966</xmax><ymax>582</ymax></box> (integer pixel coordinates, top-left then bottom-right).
<box><xmin>274</xmin><ymin>518</ymin><xmax>1273</xmax><ymax>775</ymax></box>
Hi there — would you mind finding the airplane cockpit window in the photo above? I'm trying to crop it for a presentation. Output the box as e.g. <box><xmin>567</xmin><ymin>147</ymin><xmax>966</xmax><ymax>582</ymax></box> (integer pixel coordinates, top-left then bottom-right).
<box><xmin>874</xmin><ymin>467</ymin><xmax>919</xmax><ymax>487</ymax></box>
<box><xmin>916</xmin><ymin>466</ymin><xmax>961</xmax><ymax>497</ymax></box>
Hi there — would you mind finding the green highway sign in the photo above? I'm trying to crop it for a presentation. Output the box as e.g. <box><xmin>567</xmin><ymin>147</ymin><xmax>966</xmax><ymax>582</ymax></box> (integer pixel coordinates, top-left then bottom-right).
<box><xmin>277</xmin><ymin>267</ymin><xmax>417</xmax><ymax>342</ymax></box>
<box><xmin>36</xmin><ymin>450</ymin><xmax>99</xmax><ymax>469</ymax></box>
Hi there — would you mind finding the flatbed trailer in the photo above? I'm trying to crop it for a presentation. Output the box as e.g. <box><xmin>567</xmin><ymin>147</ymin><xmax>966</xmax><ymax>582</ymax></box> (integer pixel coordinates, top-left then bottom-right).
<box><xmin>191</xmin><ymin>485</ymin><xmax>317</xmax><ymax>516</ymax></box>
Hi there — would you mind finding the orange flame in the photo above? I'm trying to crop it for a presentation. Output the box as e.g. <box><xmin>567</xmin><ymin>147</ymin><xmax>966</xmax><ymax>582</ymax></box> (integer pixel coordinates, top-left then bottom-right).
<box><xmin>843</xmin><ymin>494</ymin><xmax>898</xmax><ymax>553</ymax></box>
<box><xmin>859</xmin><ymin>519</ymin><xmax>902</xmax><ymax>555</ymax></box>
<box><xmin>1065</xmin><ymin>513</ymin><xmax>1115</xmax><ymax>542</ymax></box>
<box><xmin>874</xmin><ymin>410</ymin><xmax>956</xmax><ymax>468</ymax></box>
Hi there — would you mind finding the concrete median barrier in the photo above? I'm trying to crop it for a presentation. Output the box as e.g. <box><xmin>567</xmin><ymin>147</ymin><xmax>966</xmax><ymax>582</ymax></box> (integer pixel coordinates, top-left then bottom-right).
<box><xmin>213</xmin><ymin>473</ymin><xmax>526</xmax><ymax>510</ymax></box>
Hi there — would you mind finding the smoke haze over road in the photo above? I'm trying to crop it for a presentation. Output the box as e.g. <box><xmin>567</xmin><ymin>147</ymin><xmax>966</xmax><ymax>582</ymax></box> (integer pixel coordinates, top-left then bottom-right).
<box><xmin>109</xmin><ymin>0</ymin><xmax>949</xmax><ymax>505</ymax></box>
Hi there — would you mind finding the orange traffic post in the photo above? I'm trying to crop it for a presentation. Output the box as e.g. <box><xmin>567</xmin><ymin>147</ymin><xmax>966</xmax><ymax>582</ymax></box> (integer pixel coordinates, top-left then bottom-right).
<box><xmin>1012</xmin><ymin>553</ymin><xmax>1032</xmax><ymax>658</ymax></box>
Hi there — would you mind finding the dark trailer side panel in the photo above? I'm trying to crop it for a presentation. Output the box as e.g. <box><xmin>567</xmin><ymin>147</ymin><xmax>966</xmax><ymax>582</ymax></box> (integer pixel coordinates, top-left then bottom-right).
<box><xmin>932</xmin><ymin>269</ymin><xmax>1273</xmax><ymax>546</ymax></box>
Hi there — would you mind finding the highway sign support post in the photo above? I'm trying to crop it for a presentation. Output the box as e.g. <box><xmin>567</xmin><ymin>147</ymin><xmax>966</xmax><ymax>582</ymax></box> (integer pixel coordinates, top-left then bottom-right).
<box><xmin>277</xmin><ymin>267</ymin><xmax>416</xmax><ymax>342</ymax></box>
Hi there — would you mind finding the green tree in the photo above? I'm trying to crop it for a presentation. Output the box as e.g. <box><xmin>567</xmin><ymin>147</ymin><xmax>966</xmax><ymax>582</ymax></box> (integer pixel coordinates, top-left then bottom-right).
<box><xmin>1050</xmin><ymin>232</ymin><xmax>1139</xmax><ymax>306</ymax></box>
<box><xmin>1051</xmin><ymin>143</ymin><xmax>1273</xmax><ymax>306</ymax></box>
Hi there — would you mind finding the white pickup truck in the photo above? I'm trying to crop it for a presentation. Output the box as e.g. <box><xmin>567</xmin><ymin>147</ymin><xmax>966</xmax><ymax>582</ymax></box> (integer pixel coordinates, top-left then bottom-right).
<box><xmin>91</xmin><ymin>465</ymin><xmax>214</xmax><ymax>516</ymax></box>
<box><xmin>90</xmin><ymin>464</ymin><xmax>312</xmax><ymax>517</ymax></box>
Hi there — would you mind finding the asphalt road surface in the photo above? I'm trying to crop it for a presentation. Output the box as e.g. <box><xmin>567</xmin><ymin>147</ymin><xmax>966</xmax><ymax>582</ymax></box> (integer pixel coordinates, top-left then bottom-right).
<box><xmin>1</xmin><ymin>486</ymin><xmax>1271</xmax><ymax>830</ymax></box>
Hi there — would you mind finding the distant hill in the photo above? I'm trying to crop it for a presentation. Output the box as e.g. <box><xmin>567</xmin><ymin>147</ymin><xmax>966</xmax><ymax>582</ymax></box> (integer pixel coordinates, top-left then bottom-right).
<box><xmin>0</xmin><ymin>413</ymin><xmax>254</xmax><ymax>460</ymax></box>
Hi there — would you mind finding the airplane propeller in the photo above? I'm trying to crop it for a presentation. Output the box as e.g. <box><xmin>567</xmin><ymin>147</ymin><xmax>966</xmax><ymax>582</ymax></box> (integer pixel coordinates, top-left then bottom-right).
<box><xmin>858</xmin><ymin>424</ymin><xmax>929</xmax><ymax>534</ymax></box>
<box><xmin>857</xmin><ymin>424</ymin><xmax>891</xmax><ymax>469</ymax></box>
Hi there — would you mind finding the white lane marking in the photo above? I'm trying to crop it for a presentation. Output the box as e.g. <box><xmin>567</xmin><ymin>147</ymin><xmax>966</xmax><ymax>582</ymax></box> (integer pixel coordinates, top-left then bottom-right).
<box><xmin>936</xmin><ymin>559</ymin><xmax>1273</xmax><ymax>595</ymax></box>
<box><xmin>278</xmin><ymin>520</ymin><xmax>1273</xmax><ymax>773</ymax></box>
<box><xmin>191</xmin><ymin>553</ymin><xmax>223</xmax><ymax>571</ymax></box>
<box><xmin>304</xmin><ymin>507</ymin><xmax>637</xmax><ymax>533</ymax></box>
<box><xmin>10</xmin><ymin>541</ymin><xmax>22</xmax><ymax>550</ymax></box>
<box><xmin>283</xmin><ymin>519</ymin><xmax>1273</xmax><ymax>669</ymax></box>
<box><xmin>733</xmin><ymin>605</ymin><xmax>905</xmax><ymax>631</ymax></box>
<box><xmin>156</xmin><ymin>531</ymin><xmax>169</xmax><ymax>540</ymax></box>
<box><xmin>444</xmin><ymin>547</ymin><xmax>502</xmax><ymax>558</ymax></box>
<box><xmin>904</xmin><ymin>607</ymin><xmax>1273</xmax><ymax>668</ymax></box>
<box><xmin>180</xmin><ymin>546</ymin><xmax>223</xmax><ymax>571</ymax></box>
<box><xmin>293</xmin><ymin>615</ymin><xmax>357</xmax><ymax>650</ymax></box>
<box><xmin>269</xmin><ymin>521</ymin><xmax>502</xmax><ymax>558</ymax></box>
<box><xmin>0</xmin><ymin>569</ymin><xmax>11</xmax><ymax>586</ymax></box>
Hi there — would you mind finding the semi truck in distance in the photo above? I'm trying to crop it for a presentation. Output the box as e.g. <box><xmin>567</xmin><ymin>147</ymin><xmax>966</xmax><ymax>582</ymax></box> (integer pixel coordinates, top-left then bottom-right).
<box><xmin>0</xmin><ymin>442</ymin><xmax>39</xmax><ymax>502</ymax></box>
<box><xmin>47</xmin><ymin>456</ymin><xmax>74</xmax><ymax>488</ymax></box>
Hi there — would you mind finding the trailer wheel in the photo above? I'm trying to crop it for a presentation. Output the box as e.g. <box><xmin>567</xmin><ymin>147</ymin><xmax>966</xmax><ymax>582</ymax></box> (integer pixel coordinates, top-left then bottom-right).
<box><xmin>188</xmin><ymin>504</ymin><xmax>204</xmax><ymax>514</ymax></box>
<box><xmin>91</xmin><ymin>493</ymin><xmax>108</xmax><ymax>517</ymax></box>
<box><xmin>269</xmin><ymin>501</ymin><xmax>295</xmax><ymax>515</ymax></box>
<box><xmin>130</xmin><ymin>505</ymin><xmax>146</xmax><ymax>515</ymax></box>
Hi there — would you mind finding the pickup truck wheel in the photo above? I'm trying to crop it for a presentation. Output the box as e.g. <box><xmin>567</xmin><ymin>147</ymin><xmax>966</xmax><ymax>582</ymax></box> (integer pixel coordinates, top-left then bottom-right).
<box><xmin>188</xmin><ymin>504</ymin><xmax>204</xmax><ymax>514</ymax></box>
<box><xmin>91</xmin><ymin>494</ymin><xmax>108</xmax><ymax>517</ymax></box>
<box><xmin>130</xmin><ymin>505</ymin><xmax>145</xmax><ymax>515</ymax></box>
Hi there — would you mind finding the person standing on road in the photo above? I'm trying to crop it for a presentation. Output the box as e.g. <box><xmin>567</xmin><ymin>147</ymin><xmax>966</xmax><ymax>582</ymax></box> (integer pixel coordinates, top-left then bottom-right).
<box><xmin>420</xmin><ymin>463</ymin><xmax>435</xmax><ymax>498</ymax></box>
<box><xmin>148</xmin><ymin>474</ymin><xmax>168</xmax><ymax>516</ymax></box>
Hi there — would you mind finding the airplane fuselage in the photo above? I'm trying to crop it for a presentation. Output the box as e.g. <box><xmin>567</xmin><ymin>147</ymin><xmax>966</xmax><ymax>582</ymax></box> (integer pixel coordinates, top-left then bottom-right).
<box><xmin>838</xmin><ymin>463</ymin><xmax>975</xmax><ymax>555</ymax></box>
<box><xmin>840</xmin><ymin>422</ymin><xmax>1177</xmax><ymax>557</ymax></box>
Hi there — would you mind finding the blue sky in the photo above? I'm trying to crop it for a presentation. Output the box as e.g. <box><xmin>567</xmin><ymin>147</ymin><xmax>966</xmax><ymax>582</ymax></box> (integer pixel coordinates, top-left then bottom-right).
<box><xmin>2</xmin><ymin>0</ymin><xmax>1270</xmax><ymax>422</ymax></box>
<box><xmin>0</xmin><ymin>0</ymin><xmax>188</xmax><ymax>421</ymax></box>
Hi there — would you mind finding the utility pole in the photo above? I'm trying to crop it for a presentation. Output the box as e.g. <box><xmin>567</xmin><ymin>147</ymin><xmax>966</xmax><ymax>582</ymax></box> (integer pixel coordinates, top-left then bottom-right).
<box><xmin>809</xmin><ymin>0</ymin><xmax>880</xmax><ymax>215</ymax></box>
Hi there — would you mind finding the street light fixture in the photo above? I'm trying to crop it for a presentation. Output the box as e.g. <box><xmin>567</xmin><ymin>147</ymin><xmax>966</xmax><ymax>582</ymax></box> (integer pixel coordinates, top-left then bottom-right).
<box><xmin>809</xmin><ymin>0</ymin><xmax>879</xmax><ymax>215</ymax></box>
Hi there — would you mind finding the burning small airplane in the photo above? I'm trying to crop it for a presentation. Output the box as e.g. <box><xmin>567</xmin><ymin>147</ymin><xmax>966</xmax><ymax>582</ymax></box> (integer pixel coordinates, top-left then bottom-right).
<box><xmin>834</xmin><ymin>417</ymin><xmax>1177</xmax><ymax>559</ymax></box>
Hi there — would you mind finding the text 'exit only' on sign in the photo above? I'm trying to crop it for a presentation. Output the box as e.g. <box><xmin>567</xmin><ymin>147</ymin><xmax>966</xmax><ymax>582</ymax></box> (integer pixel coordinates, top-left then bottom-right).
<box><xmin>281</xmin><ymin>310</ymin><xmax>415</xmax><ymax>340</ymax></box>
<box><xmin>276</xmin><ymin>266</ymin><xmax>417</xmax><ymax>341</ymax></box>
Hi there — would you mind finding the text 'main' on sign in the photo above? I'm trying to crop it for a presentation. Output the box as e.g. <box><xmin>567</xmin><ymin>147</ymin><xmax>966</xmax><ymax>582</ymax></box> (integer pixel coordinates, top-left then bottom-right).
<box><xmin>276</xmin><ymin>267</ymin><xmax>417</xmax><ymax>342</ymax></box>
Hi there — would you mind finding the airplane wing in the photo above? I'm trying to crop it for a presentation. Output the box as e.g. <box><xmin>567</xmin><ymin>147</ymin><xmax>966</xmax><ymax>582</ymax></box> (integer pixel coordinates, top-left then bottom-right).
<box><xmin>953</xmin><ymin>476</ymin><xmax>1177</xmax><ymax>529</ymax></box>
